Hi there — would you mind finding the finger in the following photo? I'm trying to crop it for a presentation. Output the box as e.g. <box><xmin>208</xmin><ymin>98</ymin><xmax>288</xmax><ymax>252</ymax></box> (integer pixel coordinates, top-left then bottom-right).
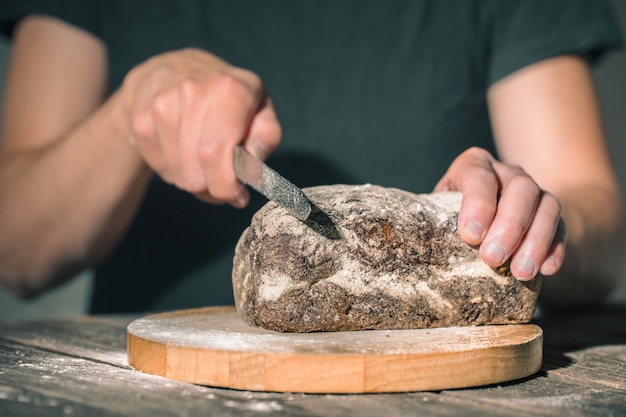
<box><xmin>243</xmin><ymin>93</ymin><xmax>282</xmax><ymax>161</ymax></box>
<box><xmin>192</xmin><ymin>190</ymin><xmax>226</xmax><ymax>205</ymax></box>
<box><xmin>197</xmin><ymin>74</ymin><xmax>262</xmax><ymax>206</ymax></box>
<box><xmin>185</xmin><ymin>98</ymin><xmax>250</xmax><ymax>207</ymax></box>
<box><xmin>457</xmin><ymin>165</ymin><xmax>499</xmax><ymax>246</ymax></box>
<box><xmin>128</xmin><ymin>70</ymin><xmax>177</xmax><ymax>182</ymax></box>
<box><xmin>480</xmin><ymin>168</ymin><xmax>541</xmax><ymax>268</ymax></box>
<box><xmin>151</xmin><ymin>88</ymin><xmax>182</xmax><ymax>186</ymax></box>
<box><xmin>443</xmin><ymin>148</ymin><xmax>500</xmax><ymax>246</ymax></box>
<box><xmin>177</xmin><ymin>81</ymin><xmax>210</xmax><ymax>194</ymax></box>
<box><xmin>540</xmin><ymin>217</ymin><xmax>567</xmax><ymax>276</ymax></box>
<box><xmin>509</xmin><ymin>192</ymin><xmax>562</xmax><ymax>280</ymax></box>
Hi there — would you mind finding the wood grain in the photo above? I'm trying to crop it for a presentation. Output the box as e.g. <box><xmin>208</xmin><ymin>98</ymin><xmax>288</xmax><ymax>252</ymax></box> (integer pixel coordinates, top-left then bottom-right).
<box><xmin>2</xmin><ymin>305</ymin><xmax>625</xmax><ymax>416</ymax></box>
<box><xmin>126</xmin><ymin>306</ymin><xmax>543</xmax><ymax>393</ymax></box>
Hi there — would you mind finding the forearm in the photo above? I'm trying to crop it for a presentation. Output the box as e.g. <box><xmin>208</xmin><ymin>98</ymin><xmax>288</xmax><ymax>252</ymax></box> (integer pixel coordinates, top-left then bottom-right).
<box><xmin>0</xmin><ymin>91</ymin><xmax>151</xmax><ymax>297</ymax></box>
<box><xmin>540</xmin><ymin>186</ymin><xmax>626</xmax><ymax>308</ymax></box>
<box><xmin>486</xmin><ymin>55</ymin><xmax>626</xmax><ymax>308</ymax></box>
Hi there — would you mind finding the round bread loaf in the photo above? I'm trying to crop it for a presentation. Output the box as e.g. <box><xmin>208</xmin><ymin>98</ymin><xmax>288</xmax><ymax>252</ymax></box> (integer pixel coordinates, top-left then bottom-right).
<box><xmin>232</xmin><ymin>184</ymin><xmax>540</xmax><ymax>332</ymax></box>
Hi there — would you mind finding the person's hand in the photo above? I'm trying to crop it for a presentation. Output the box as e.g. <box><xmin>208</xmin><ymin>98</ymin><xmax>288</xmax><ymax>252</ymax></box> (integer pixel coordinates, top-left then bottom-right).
<box><xmin>121</xmin><ymin>48</ymin><xmax>281</xmax><ymax>208</ymax></box>
<box><xmin>434</xmin><ymin>147</ymin><xmax>566</xmax><ymax>281</ymax></box>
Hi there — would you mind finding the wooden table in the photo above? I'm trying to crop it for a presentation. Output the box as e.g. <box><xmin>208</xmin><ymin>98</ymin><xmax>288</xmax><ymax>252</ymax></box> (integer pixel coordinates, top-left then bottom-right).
<box><xmin>1</xmin><ymin>303</ymin><xmax>625</xmax><ymax>416</ymax></box>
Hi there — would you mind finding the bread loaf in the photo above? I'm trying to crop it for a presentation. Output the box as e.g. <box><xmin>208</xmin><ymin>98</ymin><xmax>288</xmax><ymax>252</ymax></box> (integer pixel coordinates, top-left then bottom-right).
<box><xmin>232</xmin><ymin>184</ymin><xmax>540</xmax><ymax>332</ymax></box>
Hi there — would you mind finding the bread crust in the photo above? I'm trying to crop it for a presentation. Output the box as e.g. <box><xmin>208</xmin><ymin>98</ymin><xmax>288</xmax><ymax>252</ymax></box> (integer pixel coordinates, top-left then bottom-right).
<box><xmin>232</xmin><ymin>184</ymin><xmax>540</xmax><ymax>332</ymax></box>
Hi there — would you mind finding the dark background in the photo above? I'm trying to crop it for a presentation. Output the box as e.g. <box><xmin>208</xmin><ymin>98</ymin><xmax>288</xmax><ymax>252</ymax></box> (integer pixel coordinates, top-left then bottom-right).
<box><xmin>1</xmin><ymin>0</ymin><xmax>625</xmax><ymax>319</ymax></box>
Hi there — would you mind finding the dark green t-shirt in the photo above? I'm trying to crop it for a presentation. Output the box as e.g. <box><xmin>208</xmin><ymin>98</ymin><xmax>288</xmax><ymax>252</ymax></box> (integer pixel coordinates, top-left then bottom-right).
<box><xmin>1</xmin><ymin>0</ymin><xmax>622</xmax><ymax>313</ymax></box>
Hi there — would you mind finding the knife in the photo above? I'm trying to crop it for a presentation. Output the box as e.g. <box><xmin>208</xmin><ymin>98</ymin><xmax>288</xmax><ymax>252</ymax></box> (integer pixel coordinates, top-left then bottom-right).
<box><xmin>233</xmin><ymin>146</ymin><xmax>312</xmax><ymax>221</ymax></box>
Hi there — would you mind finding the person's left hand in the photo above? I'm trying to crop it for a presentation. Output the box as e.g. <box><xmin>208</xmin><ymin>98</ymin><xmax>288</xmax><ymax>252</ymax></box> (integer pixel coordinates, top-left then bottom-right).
<box><xmin>434</xmin><ymin>147</ymin><xmax>566</xmax><ymax>281</ymax></box>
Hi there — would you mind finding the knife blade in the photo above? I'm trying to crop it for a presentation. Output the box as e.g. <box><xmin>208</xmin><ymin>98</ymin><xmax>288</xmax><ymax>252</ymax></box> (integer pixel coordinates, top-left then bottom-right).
<box><xmin>233</xmin><ymin>145</ymin><xmax>312</xmax><ymax>221</ymax></box>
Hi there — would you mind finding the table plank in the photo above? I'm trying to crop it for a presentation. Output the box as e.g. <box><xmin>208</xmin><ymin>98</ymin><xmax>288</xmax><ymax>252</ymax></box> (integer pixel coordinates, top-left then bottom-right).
<box><xmin>437</xmin><ymin>304</ymin><xmax>626</xmax><ymax>417</ymax></box>
<box><xmin>1</xmin><ymin>305</ymin><xmax>625</xmax><ymax>417</ymax></box>
<box><xmin>0</xmin><ymin>315</ymin><xmax>129</xmax><ymax>367</ymax></box>
<box><xmin>442</xmin><ymin>358</ymin><xmax>626</xmax><ymax>417</ymax></box>
<box><xmin>0</xmin><ymin>339</ymin><xmax>543</xmax><ymax>417</ymax></box>
<box><xmin>552</xmin><ymin>348</ymin><xmax>626</xmax><ymax>389</ymax></box>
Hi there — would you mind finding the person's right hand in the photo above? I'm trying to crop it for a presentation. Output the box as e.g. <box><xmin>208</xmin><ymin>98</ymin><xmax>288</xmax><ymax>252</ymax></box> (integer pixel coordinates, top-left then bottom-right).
<box><xmin>121</xmin><ymin>48</ymin><xmax>282</xmax><ymax>208</ymax></box>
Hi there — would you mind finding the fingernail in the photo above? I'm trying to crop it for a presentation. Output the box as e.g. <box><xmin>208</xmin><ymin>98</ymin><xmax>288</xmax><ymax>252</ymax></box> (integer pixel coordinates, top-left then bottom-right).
<box><xmin>250</xmin><ymin>140</ymin><xmax>267</xmax><ymax>160</ymax></box>
<box><xmin>485</xmin><ymin>242</ymin><xmax>506</xmax><ymax>264</ymax></box>
<box><xmin>516</xmin><ymin>257</ymin><xmax>537</xmax><ymax>279</ymax></box>
<box><xmin>465</xmin><ymin>221</ymin><xmax>484</xmax><ymax>242</ymax></box>
<box><xmin>540</xmin><ymin>256</ymin><xmax>559</xmax><ymax>276</ymax></box>
<box><xmin>233</xmin><ymin>188</ymin><xmax>249</xmax><ymax>209</ymax></box>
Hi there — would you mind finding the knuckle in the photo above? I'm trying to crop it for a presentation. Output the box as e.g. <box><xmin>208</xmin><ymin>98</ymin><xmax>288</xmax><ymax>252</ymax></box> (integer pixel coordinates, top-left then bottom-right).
<box><xmin>501</xmin><ymin>215</ymin><xmax>528</xmax><ymax>238</ymax></box>
<box><xmin>179</xmin><ymin>77</ymin><xmax>201</xmax><ymax>102</ymax></box>
<box><xmin>214</xmin><ymin>73</ymin><xmax>247</xmax><ymax>96</ymax></box>
<box><xmin>462</xmin><ymin>165</ymin><xmax>497</xmax><ymax>188</ymax></box>
<box><xmin>151</xmin><ymin>91</ymin><xmax>173</xmax><ymax>118</ymax></box>
<box><xmin>508</xmin><ymin>173</ymin><xmax>540</xmax><ymax>196</ymax></box>
<box><xmin>464</xmin><ymin>146</ymin><xmax>492</xmax><ymax>160</ymax></box>
<box><xmin>542</xmin><ymin>192</ymin><xmax>562</xmax><ymax>218</ymax></box>
<box><xmin>214</xmin><ymin>70</ymin><xmax>262</xmax><ymax>104</ymax></box>
<box><xmin>129</xmin><ymin>112</ymin><xmax>152</xmax><ymax>142</ymax></box>
<box><xmin>196</xmin><ymin>140</ymin><xmax>221</xmax><ymax>164</ymax></box>
<box><xmin>467</xmin><ymin>198</ymin><xmax>494</xmax><ymax>219</ymax></box>
<box><xmin>179</xmin><ymin>171</ymin><xmax>206</xmax><ymax>193</ymax></box>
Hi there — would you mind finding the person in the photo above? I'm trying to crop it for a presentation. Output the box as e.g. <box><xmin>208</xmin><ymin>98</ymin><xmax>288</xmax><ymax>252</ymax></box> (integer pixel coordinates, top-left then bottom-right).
<box><xmin>0</xmin><ymin>0</ymin><xmax>624</xmax><ymax>313</ymax></box>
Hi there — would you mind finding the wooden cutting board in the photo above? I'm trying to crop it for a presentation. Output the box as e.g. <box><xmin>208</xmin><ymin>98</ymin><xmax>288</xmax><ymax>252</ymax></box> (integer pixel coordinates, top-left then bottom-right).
<box><xmin>127</xmin><ymin>306</ymin><xmax>542</xmax><ymax>393</ymax></box>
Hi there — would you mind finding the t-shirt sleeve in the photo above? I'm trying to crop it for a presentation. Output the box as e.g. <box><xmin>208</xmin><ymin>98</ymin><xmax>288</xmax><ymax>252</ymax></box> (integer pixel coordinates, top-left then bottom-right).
<box><xmin>487</xmin><ymin>0</ymin><xmax>623</xmax><ymax>86</ymax></box>
<box><xmin>0</xmin><ymin>0</ymin><xmax>102</xmax><ymax>41</ymax></box>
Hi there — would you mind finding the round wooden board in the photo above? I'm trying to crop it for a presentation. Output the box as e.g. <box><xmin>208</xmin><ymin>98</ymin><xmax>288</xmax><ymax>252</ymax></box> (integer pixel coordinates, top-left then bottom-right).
<box><xmin>127</xmin><ymin>306</ymin><xmax>542</xmax><ymax>393</ymax></box>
